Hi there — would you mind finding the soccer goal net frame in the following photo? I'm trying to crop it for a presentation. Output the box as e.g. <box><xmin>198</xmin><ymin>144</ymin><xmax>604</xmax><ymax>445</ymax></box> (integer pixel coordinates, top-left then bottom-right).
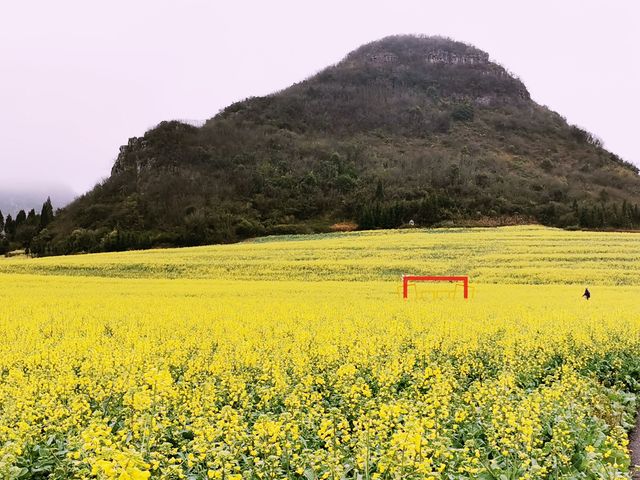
<box><xmin>402</xmin><ymin>275</ymin><xmax>469</xmax><ymax>299</ymax></box>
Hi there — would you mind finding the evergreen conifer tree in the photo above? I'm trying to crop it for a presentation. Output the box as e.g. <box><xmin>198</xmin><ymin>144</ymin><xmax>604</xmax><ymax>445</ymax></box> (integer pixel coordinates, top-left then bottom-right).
<box><xmin>15</xmin><ymin>210</ymin><xmax>26</xmax><ymax>226</ymax></box>
<box><xmin>5</xmin><ymin>214</ymin><xmax>16</xmax><ymax>239</ymax></box>
<box><xmin>40</xmin><ymin>197</ymin><xmax>54</xmax><ymax>228</ymax></box>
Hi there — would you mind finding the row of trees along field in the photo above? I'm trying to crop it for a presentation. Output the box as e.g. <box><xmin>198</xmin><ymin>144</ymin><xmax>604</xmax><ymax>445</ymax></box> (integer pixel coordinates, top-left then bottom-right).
<box><xmin>4</xmin><ymin>195</ymin><xmax>640</xmax><ymax>257</ymax></box>
<box><xmin>0</xmin><ymin>198</ymin><xmax>54</xmax><ymax>255</ymax></box>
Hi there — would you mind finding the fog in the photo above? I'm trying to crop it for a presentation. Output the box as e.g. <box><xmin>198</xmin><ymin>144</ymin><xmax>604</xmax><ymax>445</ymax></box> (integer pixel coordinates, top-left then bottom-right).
<box><xmin>1</xmin><ymin>0</ymin><xmax>638</xmax><ymax>194</ymax></box>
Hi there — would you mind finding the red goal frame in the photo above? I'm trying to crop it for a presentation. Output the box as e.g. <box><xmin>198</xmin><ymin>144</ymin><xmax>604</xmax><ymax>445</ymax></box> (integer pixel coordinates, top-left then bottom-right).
<box><xmin>402</xmin><ymin>275</ymin><xmax>469</xmax><ymax>299</ymax></box>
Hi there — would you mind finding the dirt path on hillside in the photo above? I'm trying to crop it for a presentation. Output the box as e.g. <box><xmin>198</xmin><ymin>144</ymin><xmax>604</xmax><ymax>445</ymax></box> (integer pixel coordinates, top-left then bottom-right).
<box><xmin>629</xmin><ymin>415</ymin><xmax>640</xmax><ymax>478</ymax></box>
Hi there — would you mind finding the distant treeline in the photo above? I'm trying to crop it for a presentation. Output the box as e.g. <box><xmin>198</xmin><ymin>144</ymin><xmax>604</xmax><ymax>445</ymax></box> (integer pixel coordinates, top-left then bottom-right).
<box><xmin>4</xmin><ymin>189</ymin><xmax>640</xmax><ymax>257</ymax></box>
<box><xmin>0</xmin><ymin>198</ymin><xmax>54</xmax><ymax>254</ymax></box>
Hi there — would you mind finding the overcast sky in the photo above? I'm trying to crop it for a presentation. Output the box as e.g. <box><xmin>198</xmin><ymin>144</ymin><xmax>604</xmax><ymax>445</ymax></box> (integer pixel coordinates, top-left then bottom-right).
<box><xmin>1</xmin><ymin>0</ymin><xmax>638</xmax><ymax>194</ymax></box>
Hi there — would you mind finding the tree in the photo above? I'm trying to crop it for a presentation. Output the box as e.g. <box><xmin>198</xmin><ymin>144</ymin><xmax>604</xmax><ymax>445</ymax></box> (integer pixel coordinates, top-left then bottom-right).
<box><xmin>374</xmin><ymin>180</ymin><xmax>385</xmax><ymax>201</ymax></box>
<box><xmin>5</xmin><ymin>215</ymin><xmax>16</xmax><ymax>240</ymax></box>
<box><xmin>40</xmin><ymin>197</ymin><xmax>54</xmax><ymax>229</ymax></box>
<box><xmin>15</xmin><ymin>210</ymin><xmax>26</xmax><ymax>226</ymax></box>
<box><xmin>0</xmin><ymin>209</ymin><xmax>4</xmax><ymax>234</ymax></box>
<box><xmin>452</xmin><ymin>103</ymin><xmax>474</xmax><ymax>121</ymax></box>
<box><xmin>27</xmin><ymin>209</ymin><xmax>37</xmax><ymax>223</ymax></box>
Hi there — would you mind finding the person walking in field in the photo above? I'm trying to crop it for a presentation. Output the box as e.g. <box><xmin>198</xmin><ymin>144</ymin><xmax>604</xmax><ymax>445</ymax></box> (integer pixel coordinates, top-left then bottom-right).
<box><xmin>582</xmin><ymin>288</ymin><xmax>591</xmax><ymax>300</ymax></box>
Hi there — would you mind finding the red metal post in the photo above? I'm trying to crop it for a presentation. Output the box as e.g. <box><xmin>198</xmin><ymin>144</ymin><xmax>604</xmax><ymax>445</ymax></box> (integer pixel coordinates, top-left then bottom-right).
<box><xmin>403</xmin><ymin>275</ymin><xmax>408</xmax><ymax>299</ymax></box>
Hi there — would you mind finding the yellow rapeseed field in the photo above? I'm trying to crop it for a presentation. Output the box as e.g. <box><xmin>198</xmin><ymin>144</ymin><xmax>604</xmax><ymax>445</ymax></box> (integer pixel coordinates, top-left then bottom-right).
<box><xmin>1</xmin><ymin>226</ymin><xmax>639</xmax><ymax>479</ymax></box>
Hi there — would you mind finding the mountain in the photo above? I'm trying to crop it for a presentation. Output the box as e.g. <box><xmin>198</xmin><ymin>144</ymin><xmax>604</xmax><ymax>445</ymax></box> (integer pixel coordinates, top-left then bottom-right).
<box><xmin>31</xmin><ymin>35</ymin><xmax>640</xmax><ymax>255</ymax></box>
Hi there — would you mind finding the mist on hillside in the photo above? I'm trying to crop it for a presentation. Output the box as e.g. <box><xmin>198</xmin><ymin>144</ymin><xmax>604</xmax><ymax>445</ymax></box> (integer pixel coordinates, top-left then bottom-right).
<box><xmin>0</xmin><ymin>182</ymin><xmax>76</xmax><ymax>216</ymax></box>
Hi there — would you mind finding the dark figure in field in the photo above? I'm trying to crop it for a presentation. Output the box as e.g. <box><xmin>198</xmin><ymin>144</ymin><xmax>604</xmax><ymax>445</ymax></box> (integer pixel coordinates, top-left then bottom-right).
<box><xmin>583</xmin><ymin>288</ymin><xmax>591</xmax><ymax>300</ymax></box>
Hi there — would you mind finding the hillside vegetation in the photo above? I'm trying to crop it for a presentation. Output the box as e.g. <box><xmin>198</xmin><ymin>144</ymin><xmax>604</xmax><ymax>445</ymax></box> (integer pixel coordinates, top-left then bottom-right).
<box><xmin>23</xmin><ymin>35</ymin><xmax>640</xmax><ymax>255</ymax></box>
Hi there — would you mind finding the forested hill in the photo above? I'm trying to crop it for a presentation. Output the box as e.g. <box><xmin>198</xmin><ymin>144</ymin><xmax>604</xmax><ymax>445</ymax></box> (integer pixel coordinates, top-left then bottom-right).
<box><xmin>28</xmin><ymin>35</ymin><xmax>640</xmax><ymax>255</ymax></box>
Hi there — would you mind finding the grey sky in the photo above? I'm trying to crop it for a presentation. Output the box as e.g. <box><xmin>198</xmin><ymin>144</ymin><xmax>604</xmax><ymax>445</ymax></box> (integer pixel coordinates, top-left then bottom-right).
<box><xmin>1</xmin><ymin>0</ymin><xmax>638</xmax><ymax>194</ymax></box>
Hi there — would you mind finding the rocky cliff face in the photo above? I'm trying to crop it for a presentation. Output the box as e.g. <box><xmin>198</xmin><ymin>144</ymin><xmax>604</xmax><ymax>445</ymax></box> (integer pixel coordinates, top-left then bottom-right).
<box><xmin>425</xmin><ymin>49</ymin><xmax>489</xmax><ymax>65</ymax></box>
<box><xmin>111</xmin><ymin>121</ymin><xmax>200</xmax><ymax>176</ymax></box>
<box><xmin>366</xmin><ymin>48</ymin><xmax>489</xmax><ymax>66</ymax></box>
<box><xmin>111</xmin><ymin>138</ymin><xmax>146</xmax><ymax>176</ymax></box>
<box><xmin>337</xmin><ymin>35</ymin><xmax>529</xmax><ymax>102</ymax></box>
